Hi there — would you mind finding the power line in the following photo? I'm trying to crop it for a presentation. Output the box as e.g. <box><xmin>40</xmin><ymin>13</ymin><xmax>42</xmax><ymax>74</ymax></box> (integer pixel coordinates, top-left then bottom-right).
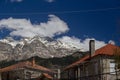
<box><xmin>0</xmin><ymin>7</ymin><xmax>120</xmax><ymax>15</ymax></box>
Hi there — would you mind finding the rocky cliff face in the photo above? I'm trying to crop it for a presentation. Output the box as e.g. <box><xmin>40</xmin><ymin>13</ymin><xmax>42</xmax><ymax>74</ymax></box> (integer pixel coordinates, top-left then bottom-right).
<box><xmin>0</xmin><ymin>36</ymin><xmax>80</xmax><ymax>61</ymax></box>
<box><xmin>0</xmin><ymin>42</ymin><xmax>13</xmax><ymax>61</ymax></box>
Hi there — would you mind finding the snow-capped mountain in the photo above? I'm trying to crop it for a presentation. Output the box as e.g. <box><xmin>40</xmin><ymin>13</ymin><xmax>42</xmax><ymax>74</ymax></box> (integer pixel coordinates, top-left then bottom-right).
<box><xmin>0</xmin><ymin>36</ymin><xmax>81</xmax><ymax>61</ymax></box>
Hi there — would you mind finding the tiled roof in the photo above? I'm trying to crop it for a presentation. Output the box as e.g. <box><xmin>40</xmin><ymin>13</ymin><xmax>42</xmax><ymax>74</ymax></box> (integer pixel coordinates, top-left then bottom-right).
<box><xmin>25</xmin><ymin>64</ymin><xmax>54</xmax><ymax>73</ymax></box>
<box><xmin>64</xmin><ymin>44</ymin><xmax>120</xmax><ymax>70</ymax></box>
<box><xmin>0</xmin><ymin>61</ymin><xmax>31</xmax><ymax>72</ymax></box>
<box><xmin>0</xmin><ymin>60</ymin><xmax>55</xmax><ymax>73</ymax></box>
<box><xmin>94</xmin><ymin>44</ymin><xmax>120</xmax><ymax>56</ymax></box>
<box><xmin>43</xmin><ymin>73</ymin><xmax>53</xmax><ymax>79</ymax></box>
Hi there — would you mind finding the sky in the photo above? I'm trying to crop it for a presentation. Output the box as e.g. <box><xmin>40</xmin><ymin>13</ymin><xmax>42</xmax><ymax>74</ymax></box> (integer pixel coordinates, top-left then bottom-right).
<box><xmin>0</xmin><ymin>0</ymin><xmax>120</xmax><ymax>51</ymax></box>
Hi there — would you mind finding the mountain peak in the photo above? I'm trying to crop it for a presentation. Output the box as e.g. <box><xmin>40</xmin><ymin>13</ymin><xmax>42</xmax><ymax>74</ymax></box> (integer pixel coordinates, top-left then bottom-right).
<box><xmin>0</xmin><ymin>36</ymin><xmax>81</xmax><ymax>61</ymax></box>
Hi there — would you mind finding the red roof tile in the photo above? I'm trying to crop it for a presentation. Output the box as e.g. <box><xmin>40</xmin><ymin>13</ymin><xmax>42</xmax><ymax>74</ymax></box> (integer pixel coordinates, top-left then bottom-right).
<box><xmin>0</xmin><ymin>61</ymin><xmax>31</xmax><ymax>72</ymax></box>
<box><xmin>94</xmin><ymin>44</ymin><xmax>120</xmax><ymax>56</ymax></box>
<box><xmin>64</xmin><ymin>44</ymin><xmax>120</xmax><ymax>70</ymax></box>
<box><xmin>25</xmin><ymin>64</ymin><xmax>55</xmax><ymax>73</ymax></box>
<box><xmin>43</xmin><ymin>73</ymin><xmax>53</xmax><ymax>79</ymax></box>
<box><xmin>64</xmin><ymin>55</ymin><xmax>89</xmax><ymax>70</ymax></box>
<box><xmin>0</xmin><ymin>60</ymin><xmax>55</xmax><ymax>73</ymax></box>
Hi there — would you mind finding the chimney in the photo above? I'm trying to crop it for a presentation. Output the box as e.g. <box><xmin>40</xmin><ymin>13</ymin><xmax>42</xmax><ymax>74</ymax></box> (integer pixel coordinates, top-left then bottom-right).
<box><xmin>89</xmin><ymin>40</ymin><xmax>95</xmax><ymax>58</ymax></box>
<box><xmin>32</xmin><ymin>57</ymin><xmax>35</xmax><ymax>67</ymax></box>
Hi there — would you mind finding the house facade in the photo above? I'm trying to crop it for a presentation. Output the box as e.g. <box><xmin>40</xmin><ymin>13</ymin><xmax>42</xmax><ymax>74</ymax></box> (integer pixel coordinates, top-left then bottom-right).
<box><xmin>61</xmin><ymin>40</ymin><xmax>120</xmax><ymax>80</ymax></box>
<box><xmin>0</xmin><ymin>58</ymin><xmax>55</xmax><ymax>80</ymax></box>
<box><xmin>1</xmin><ymin>67</ymin><xmax>41</xmax><ymax>80</ymax></box>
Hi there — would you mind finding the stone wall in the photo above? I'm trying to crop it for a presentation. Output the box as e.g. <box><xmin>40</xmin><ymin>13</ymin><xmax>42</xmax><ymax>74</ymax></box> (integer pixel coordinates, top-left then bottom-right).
<box><xmin>1</xmin><ymin>68</ymin><xmax>42</xmax><ymax>80</ymax></box>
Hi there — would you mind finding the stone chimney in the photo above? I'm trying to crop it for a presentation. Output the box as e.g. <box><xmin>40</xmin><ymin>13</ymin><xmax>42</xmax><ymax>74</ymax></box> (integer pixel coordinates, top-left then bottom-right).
<box><xmin>32</xmin><ymin>57</ymin><xmax>35</xmax><ymax>67</ymax></box>
<box><xmin>89</xmin><ymin>40</ymin><xmax>95</xmax><ymax>58</ymax></box>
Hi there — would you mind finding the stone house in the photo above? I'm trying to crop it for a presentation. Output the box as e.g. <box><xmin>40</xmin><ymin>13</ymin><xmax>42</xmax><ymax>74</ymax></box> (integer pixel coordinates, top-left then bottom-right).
<box><xmin>0</xmin><ymin>58</ymin><xmax>55</xmax><ymax>80</ymax></box>
<box><xmin>61</xmin><ymin>40</ymin><xmax>120</xmax><ymax>80</ymax></box>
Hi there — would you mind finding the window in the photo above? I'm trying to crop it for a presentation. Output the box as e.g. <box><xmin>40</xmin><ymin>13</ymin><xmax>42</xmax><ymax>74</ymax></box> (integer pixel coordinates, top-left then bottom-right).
<box><xmin>110</xmin><ymin>61</ymin><xmax>116</xmax><ymax>74</ymax></box>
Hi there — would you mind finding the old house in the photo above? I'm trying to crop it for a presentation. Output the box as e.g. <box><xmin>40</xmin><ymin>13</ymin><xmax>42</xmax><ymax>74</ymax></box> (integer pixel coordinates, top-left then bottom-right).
<box><xmin>61</xmin><ymin>40</ymin><xmax>120</xmax><ymax>80</ymax></box>
<box><xmin>0</xmin><ymin>58</ymin><xmax>55</xmax><ymax>80</ymax></box>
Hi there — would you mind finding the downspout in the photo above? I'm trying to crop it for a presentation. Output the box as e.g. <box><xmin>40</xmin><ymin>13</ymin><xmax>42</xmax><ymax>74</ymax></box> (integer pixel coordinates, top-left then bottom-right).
<box><xmin>100</xmin><ymin>55</ymin><xmax>103</xmax><ymax>80</ymax></box>
<box><xmin>0</xmin><ymin>72</ymin><xmax>1</xmax><ymax>80</ymax></box>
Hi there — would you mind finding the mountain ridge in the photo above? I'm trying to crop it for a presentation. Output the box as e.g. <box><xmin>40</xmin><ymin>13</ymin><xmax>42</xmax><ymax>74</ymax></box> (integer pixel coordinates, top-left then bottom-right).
<box><xmin>0</xmin><ymin>36</ymin><xmax>81</xmax><ymax>61</ymax></box>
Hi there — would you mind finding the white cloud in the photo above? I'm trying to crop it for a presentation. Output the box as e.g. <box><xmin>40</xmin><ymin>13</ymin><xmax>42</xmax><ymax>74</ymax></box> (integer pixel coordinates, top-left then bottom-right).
<box><xmin>10</xmin><ymin>0</ymin><xmax>23</xmax><ymax>2</ymax></box>
<box><xmin>108</xmin><ymin>40</ymin><xmax>115</xmax><ymax>45</ymax></box>
<box><xmin>0</xmin><ymin>14</ymin><xmax>115</xmax><ymax>52</ymax></box>
<box><xmin>57</xmin><ymin>36</ymin><xmax>107</xmax><ymax>51</ymax></box>
<box><xmin>45</xmin><ymin>0</ymin><xmax>55</xmax><ymax>3</ymax></box>
<box><xmin>0</xmin><ymin>15</ymin><xmax>69</xmax><ymax>38</ymax></box>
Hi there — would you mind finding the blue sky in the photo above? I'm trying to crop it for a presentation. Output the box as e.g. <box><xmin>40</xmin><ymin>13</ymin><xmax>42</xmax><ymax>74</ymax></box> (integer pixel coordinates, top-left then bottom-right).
<box><xmin>0</xmin><ymin>0</ymin><xmax>120</xmax><ymax>51</ymax></box>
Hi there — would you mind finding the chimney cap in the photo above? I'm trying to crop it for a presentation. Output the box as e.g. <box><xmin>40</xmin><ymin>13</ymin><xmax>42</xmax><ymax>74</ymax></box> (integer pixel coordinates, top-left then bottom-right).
<box><xmin>90</xmin><ymin>40</ymin><xmax>95</xmax><ymax>42</ymax></box>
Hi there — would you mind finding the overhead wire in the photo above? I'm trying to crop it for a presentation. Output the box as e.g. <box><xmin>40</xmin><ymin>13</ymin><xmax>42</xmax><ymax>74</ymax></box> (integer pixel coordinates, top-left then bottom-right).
<box><xmin>0</xmin><ymin>7</ymin><xmax>120</xmax><ymax>15</ymax></box>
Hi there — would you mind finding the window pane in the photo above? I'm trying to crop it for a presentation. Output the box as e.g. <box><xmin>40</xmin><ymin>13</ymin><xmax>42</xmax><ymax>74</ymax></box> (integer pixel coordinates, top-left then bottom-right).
<box><xmin>110</xmin><ymin>62</ymin><xmax>115</xmax><ymax>74</ymax></box>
